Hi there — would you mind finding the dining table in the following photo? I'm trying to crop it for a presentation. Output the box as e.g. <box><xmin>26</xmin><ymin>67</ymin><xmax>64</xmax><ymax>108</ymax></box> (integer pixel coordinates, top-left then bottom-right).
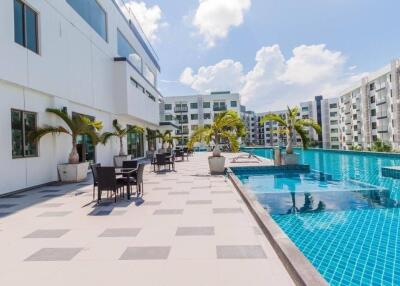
<box><xmin>115</xmin><ymin>167</ymin><xmax>137</xmax><ymax>200</ymax></box>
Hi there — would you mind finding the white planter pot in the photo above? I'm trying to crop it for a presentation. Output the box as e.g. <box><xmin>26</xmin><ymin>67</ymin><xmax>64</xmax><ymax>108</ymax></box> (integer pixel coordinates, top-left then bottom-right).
<box><xmin>57</xmin><ymin>162</ymin><xmax>89</xmax><ymax>183</ymax></box>
<box><xmin>282</xmin><ymin>153</ymin><xmax>299</xmax><ymax>165</ymax></box>
<box><xmin>208</xmin><ymin>156</ymin><xmax>226</xmax><ymax>174</ymax></box>
<box><xmin>114</xmin><ymin>155</ymin><xmax>131</xmax><ymax>167</ymax></box>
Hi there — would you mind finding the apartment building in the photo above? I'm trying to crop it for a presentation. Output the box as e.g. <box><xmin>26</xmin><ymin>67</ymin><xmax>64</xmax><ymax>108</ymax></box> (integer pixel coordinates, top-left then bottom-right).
<box><xmin>160</xmin><ymin>92</ymin><xmax>241</xmax><ymax>146</ymax></box>
<box><xmin>338</xmin><ymin>59</ymin><xmax>400</xmax><ymax>150</ymax></box>
<box><xmin>299</xmin><ymin>96</ymin><xmax>323</xmax><ymax>146</ymax></box>
<box><xmin>1</xmin><ymin>0</ymin><xmax>163</xmax><ymax>194</ymax></box>
<box><xmin>240</xmin><ymin>106</ymin><xmax>257</xmax><ymax>145</ymax></box>
<box><xmin>321</xmin><ymin>98</ymin><xmax>341</xmax><ymax>149</ymax></box>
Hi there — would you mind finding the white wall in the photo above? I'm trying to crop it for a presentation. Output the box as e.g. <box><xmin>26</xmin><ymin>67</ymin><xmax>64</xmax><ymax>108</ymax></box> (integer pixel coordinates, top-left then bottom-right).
<box><xmin>0</xmin><ymin>0</ymin><xmax>162</xmax><ymax>194</ymax></box>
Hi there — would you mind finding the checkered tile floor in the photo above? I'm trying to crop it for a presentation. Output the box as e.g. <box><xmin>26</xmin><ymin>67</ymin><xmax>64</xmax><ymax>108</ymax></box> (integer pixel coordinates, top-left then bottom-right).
<box><xmin>0</xmin><ymin>152</ymin><xmax>293</xmax><ymax>286</ymax></box>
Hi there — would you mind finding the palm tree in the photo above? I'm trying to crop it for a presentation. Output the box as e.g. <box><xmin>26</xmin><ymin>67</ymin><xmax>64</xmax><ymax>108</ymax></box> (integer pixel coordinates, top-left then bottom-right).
<box><xmin>28</xmin><ymin>108</ymin><xmax>102</xmax><ymax>164</ymax></box>
<box><xmin>188</xmin><ymin>110</ymin><xmax>246</xmax><ymax>156</ymax></box>
<box><xmin>155</xmin><ymin>130</ymin><xmax>179</xmax><ymax>150</ymax></box>
<box><xmin>100</xmin><ymin>119</ymin><xmax>144</xmax><ymax>156</ymax></box>
<box><xmin>261</xmin><ymin>106</ymin><xmax>321</xmax><ymax>154</ymax></box>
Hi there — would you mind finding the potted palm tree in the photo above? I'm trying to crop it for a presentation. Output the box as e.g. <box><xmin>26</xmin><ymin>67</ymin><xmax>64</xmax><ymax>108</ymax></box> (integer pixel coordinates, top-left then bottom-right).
<box><xmin>29</xmin><ymin>108</ymin><xmax>102</xmax><ymax>182</ymax></box>
<box><xmin>155</xmin><ymin>130</ymin><xmax>178</xmax><ymax>152</ymax></box>
<box><xmin>100</xmin><ymin>119</ymin><xmax>144</xmax><ymax>167</ymax></box>
<box><xmin>188</xmin><ymin>111</ymin><xmax>246</xmax><ymax>174</ymax></box>
<box><xmin>261</xmin><ymin>106</ymin><xmax>321</xmax><ymax>165</ymax></box>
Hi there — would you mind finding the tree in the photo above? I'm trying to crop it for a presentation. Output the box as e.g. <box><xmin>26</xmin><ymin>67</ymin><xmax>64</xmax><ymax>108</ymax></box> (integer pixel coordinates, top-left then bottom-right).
<box><xmin>28</xmin><ymin>108</ymin><xmax>102</xmax><ymax>164</ymax></box>
<box><xmin>187</xmin><ymin>110</ymin><xmax>246</xmax><ymax>156</ymax></box>
<box><xmin>370</xmin><ymin>139</ymin><xmax>392</xmax><ymax>152</ymax></box>
<box><xmin>155</xmin><ymin>130</ymin><xmax>179</xmax><ymax>150</ymax></box>
<box><xmin>100</xmin><ymin>119</ymin><xmax>144</xmax><ymax>156</ymax></box>
<box><xmin>261</xmin><ymin>106</ymin><xmax>321</xmax><ymax>154</ymax></box>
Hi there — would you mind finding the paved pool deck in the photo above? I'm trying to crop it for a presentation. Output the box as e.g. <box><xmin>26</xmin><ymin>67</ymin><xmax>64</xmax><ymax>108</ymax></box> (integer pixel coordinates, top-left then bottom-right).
<box><xmin>0</xmin><ymin>152</ymin><xmax>293</xmax><ymax>286</ymax></box>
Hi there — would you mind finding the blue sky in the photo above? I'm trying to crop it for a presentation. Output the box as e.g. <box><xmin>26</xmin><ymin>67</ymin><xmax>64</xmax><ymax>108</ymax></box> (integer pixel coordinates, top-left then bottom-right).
<box><xmin>129</xmin><ymin>0</ymin><xmax>400</xmax><ymax>111</ymax></box>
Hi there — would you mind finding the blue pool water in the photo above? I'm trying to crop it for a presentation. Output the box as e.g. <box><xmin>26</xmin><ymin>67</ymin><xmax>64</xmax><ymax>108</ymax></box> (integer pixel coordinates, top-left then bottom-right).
<box><xmin>237</xmin><ymin>148</ymin><xmax>400</xmax><ymax>286</ymax></box>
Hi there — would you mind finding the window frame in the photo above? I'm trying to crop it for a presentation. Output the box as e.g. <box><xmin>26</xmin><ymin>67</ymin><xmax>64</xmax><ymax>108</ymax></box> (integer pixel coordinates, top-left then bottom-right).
<box><xmin>11</xmin><ymin>108</ymin><xmax>38</xmax><ymax>159</ymax></box>
<box><xmin>14</xmin><ymin>0</ymin><xmax>40</xmax><ymax>54</ymax></box>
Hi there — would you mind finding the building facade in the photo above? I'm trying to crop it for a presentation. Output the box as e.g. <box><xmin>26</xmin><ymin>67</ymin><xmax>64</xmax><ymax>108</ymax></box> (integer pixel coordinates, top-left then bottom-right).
<box><xmin>321</xmin><ymin>97</ymin><xmax>341</xmax><ymax>149</ymax></box>
<box><xmin>338</xmin><ymin>59</ymin><xmax>400</xmax><ymax>150</ymax></box>
<box><xmin>1</xmin><ymin>0</ymin><xmax>163</xmax><ymax>194</ymax></box>
<box><xmin>160</xmin><ymin>92</ymin><xmax>241</xmax><ymax>146</ymax></box>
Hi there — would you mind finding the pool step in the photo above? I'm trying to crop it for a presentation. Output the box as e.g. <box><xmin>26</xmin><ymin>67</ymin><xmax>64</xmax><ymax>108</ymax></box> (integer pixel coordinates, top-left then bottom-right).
<box><xmin>382</xmin><ymin>166</ymin><xmax>400</xmax><ymax>179</ymax></box>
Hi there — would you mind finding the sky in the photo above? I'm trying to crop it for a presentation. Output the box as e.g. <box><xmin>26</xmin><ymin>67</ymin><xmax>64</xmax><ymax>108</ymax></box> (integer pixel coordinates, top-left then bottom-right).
<box><xmin>126</xmin><ymin>0</ymin><xmax>400</xmax><ymax>112</ymax></box>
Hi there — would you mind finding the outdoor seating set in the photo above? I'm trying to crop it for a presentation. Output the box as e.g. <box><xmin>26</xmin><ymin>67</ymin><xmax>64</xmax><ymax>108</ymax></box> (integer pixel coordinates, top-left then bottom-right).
<box><xmin>90</xmin><ymin>160</ymin><xmax>144</xmax><ymax>203</ymax></box>
<box><xmin>151</xmin><ymin>147</ymin><xmax>191</xmax><ymax>172</ymax></box>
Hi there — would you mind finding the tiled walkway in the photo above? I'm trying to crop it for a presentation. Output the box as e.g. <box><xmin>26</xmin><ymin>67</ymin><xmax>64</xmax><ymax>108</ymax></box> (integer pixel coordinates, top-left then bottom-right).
<box><xmin>0</xmin><ymin>152</ymin><xmax>294</xmax><ymax>286</ymax></box>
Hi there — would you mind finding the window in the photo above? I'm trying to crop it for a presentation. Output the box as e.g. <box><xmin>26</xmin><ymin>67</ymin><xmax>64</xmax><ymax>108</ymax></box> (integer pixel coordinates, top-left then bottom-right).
<box><xmin>203</xmin><ymin>102</ymin><xmax>210</xmax><ymax>108</ymax></box>
<box><xmin>191</xmin><ymin>114</ymin><xmax>198</xmax><ymax>120</ymax></box>
<box><xmin>353</xmin><ymin>114</ymin><xmax>357</xmax><ymax>120</ymax></box>
<box><xmin>117</xmin><ymin>30</ymin><xmax>142</xmax><ymax>71</ymax></box>
<box><xmin>127</xmin><ymin>127</ymin><xmax>144</xmax><ymax>158</ymax></box>
<box><xmin>330</xmin><ymin>120</ymin><xmax>338</xmax><ymax>125</ymax></box>
<box><xmin>302</xmin><ymin>107</ymin><xmax>309</xmax><ymax>112</ymax></box>
<box><xmin>14</xmin><ymin>0</ymin><xmax>39</xmax><ymax>54</ymax></box>
<box><xmin>372</xmin><ymin>122</ymin><xmax>377</xmax><ymax>129</ymax></box>
<box><xmin>143</xmin><ymin>64</ymin><xmax>156</xmax><ymax>86</ymax></box>
<box><xmin>372</xmin><ymin>135</ymin><xmax>377</xmax><ymax>142</ymax></box>
<box><xmin>370</xmin><ymin>83</ymin><xmax>375</xmax><ymax>91</ymax></box>
<box><xmin>230</xmin><ymin>101</ymin><xmax>237</xmax><ymax>107</ymax></box>
<box><xmin>190</xmin><ymin>103</ymin><xmax>198</xmax><ymax>109</ymax></box>
<box><xmin>370</xmin><ymin>96</ymin><xmax>375</xmax><ymax>104</ymax></box>
<box><xmin>67</xmin><ymin>0</ymin><xmax>107</xmax><ymax>41</ymax></box>
<box><xmin>204</xmin><ymin>113</ymin><xmax>211</xmax><ymax>120</ymax></box>
<box><xmin>191</xmin><ymin>125</ymin><xmax>198</xmax><ymax>131</ymax></box>
<box><xmin>371</xmin><ymin>109</ymin><xmax>376</xmax><ymax>116</ymax></box>
<box><xmin>330</xmin><ymin>112</ymin><xmax>337</xmax><ymax>117</ymax></box>
<box><xmin>11</xmin><ymin>109</ymin><xmax>38</xmax><ymax>158</ymax></box>
<box><xmin>329</xmin><ymin>103</ymin><xmax>337</xmax><ymax>108</ymax></box>
<box><xmin>164</xmin><ymin>115</ymin><xmax>173</xmax><ymax>121</ymax></box>
<box><xmin>164</xmin><ymin>104</ymin><xmax>172</xmax><ymax>110</ymax></box>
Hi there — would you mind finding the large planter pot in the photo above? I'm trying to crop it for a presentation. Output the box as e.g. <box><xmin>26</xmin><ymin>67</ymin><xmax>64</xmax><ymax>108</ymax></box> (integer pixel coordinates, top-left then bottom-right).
<box><xmin>114</xmin><ymin>155</ymin><xmax>131</xmax><ymax>167</ymax></box>
<box><xmin>57</xmin><ymin>162</ymin><xmax>89</xmax><ymax>183</ymax></box>
<box><xmin>208</xmin><ymin>156</ymin><xmax>226</xmax><ymax>174</ymax></box>
<box><xmin>282</xmin><ymin>153</ymin><xmax>299</xmax><ymax>165</ymax></box>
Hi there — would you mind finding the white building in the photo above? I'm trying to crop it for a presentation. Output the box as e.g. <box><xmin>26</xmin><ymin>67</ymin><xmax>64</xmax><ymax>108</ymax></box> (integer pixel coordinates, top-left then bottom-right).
<box><xmin>321</xmin><ymin>98</ymin><xmax>340</xmax><ymax>149</ymax></box>
<box><xmin>0</xmin><ymin>0</ymin><xmax>163</xmax><ymax>194</ymax></box>
<box><xmin>160</xmin><ymin>92</ymin><xmax>241</xmax><ymax>146</ymax></box>
<box><xmin>338</xmin><ymin>59</ymin><xmax>400</xmax><ymax>150</ymax></box>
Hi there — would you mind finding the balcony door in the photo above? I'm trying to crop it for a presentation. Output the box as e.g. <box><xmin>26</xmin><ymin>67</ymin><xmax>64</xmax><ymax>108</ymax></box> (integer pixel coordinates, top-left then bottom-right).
<box><xmin>72</xmin><ymin>112</ymin><xmax>96</xmax><ymax>163</ymax></box>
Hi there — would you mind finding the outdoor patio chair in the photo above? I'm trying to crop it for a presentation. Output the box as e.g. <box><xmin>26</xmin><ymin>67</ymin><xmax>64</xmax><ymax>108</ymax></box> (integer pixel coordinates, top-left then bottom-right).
<box><xmin>90</xmin><ymin>163</ymin><xmax>101</xmax><ymax>200</ymax></box>
<box><xmin>155</xmin><ymin>153</ymin><xmax>168</xmax><ymax>171</ymax></box>
<box><xmin>132</xmin><ymin>163</ymin><xmax>145</xmax><ymax>197</ymax></box>
<box><xmin>174</xmin><ymin>149</ymin><xmax>184</xmax><ymax>161</ymax></box>
<box><xmin>97</xmin><ymin>167</ymin><xmax>124</xmax><ymax>203</ymax></box>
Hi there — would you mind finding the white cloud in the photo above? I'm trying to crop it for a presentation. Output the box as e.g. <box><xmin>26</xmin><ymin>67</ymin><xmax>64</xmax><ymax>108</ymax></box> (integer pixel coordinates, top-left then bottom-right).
<box><xmin>179</xmin><ymin>44</ymin><xmax>364</xmax><ymax>111</ymax></box>
<box><xmin>127</xmin><ymin>1</ymin><xmax>166</xmax><ymax>43</ymax></box>
<box><xmin>192</xmin><ymin>0</ymin><xmax>251</xmax><ymax>47</ymax></box>
<box><xmin>180</xmin><ymin>60</ymin><xmax>245</xmax><ymax>93</ymax></box>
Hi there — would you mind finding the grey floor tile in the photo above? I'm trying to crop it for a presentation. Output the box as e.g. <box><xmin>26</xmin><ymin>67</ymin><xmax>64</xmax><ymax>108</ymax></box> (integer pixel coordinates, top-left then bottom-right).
<box><xmin>99</xmin><ymin>228</ymin><xmax>141</xmax><ymax>238</ymax></box>
<box><xmin>25</xmin><ymin>248</ymin><xmax>83</xmax><ymax>261</ymax></box>
<box><xmin>24</xmin><ymin>229</ymin><xmax>70</xmax><ymax>238</ymax></box>
<box><xmin>38</xmin><ymin>211</ymin><xmax>71</xmax><ymax>217</ymax></box>
<box><xmin>186</xmin><ymin>200</ymin><xmax>212</xmax><ymax>205</ymax></box>
<box><xmin>143</xmin><ymin>201</ymin><xmax>162</xmax><ymax>206</ymax></box>
<box><xmin>0</xmin><ymin>204</ymin><xmax>18</xmax><ymax>209</ymax></box>
<box><xmin>153</xmin><ymin>209</ymin><xmax>183</xmax><ymax>215</ymax></box>
<box><xmin>120</xmin><ymin>246</ymin><xmax>171</xmax><ymax>260</ymax></box>
<box><xmin>213</xmin><ymin>208</ymin><xmax>243</xmax><ymax>214</ymax></box>
<box><xmin>168</xmin><ymin>191</ymin><xmax>190</xmax><ymax>195</ymax></box>
<box><xmin>176</xmin><ymin>226</ymin><xmax>215</xmax><ymax>236</ymax></box>
<box><xmin>39</xmin><ymin>189</ymin><xmax>63</xmax><ymax>193</ymax></box>
<box><xmin>216</xmin><ymin>245</ymin><xmax>267</xmax><ymax>259</ymax></box>
<box><xmin>253</xmin><ymin>226</ymin><xmax>263</xmax><ymax>235</ymax></box>
<box><xmin>37</xmin><ymin>203</ymin><xmax>64</xmax><ymax>208</ymax></box>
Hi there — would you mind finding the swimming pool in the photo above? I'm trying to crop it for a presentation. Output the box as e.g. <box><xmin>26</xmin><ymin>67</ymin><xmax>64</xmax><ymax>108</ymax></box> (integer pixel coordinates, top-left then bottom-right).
<box><xmin>237</xmin><ymin>148</ymin><xmax>400</xmax><ymax>286</ymax></box>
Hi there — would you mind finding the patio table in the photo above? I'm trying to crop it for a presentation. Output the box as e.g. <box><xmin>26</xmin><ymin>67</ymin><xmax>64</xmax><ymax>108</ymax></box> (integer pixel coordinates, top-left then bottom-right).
<box><xmin>115</xmin><ymin>168</ymin><xmax>137</xmax><ymax>200</ymax></box>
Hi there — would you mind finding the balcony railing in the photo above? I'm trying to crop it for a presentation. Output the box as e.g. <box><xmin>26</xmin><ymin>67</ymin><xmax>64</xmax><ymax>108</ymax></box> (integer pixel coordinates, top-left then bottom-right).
<box><xmin>213</xmin><ymin>105</ymin><xmax>227</xmax><ymax>111</ymax></box>
<box><xmin>176</xmin><ymin>130</ymin><xmax>189</xmax><ymax>135</ymax></box>
<box><xmin>174</xmin><ymin>106</ymin><xmax>188</xmax><ymax>113</ymax></box>
<box><xmin>178</xmin><ymin>119</ymin><xmax>188</xmax><ymax>124</ymax></box>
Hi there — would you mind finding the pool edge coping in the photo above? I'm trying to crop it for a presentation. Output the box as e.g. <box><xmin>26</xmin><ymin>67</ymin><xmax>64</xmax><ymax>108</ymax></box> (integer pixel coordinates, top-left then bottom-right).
<box><xmin>227</xmin><ymin>167</ymin><xmax>329</xmax><ymax>286</ymax></box>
